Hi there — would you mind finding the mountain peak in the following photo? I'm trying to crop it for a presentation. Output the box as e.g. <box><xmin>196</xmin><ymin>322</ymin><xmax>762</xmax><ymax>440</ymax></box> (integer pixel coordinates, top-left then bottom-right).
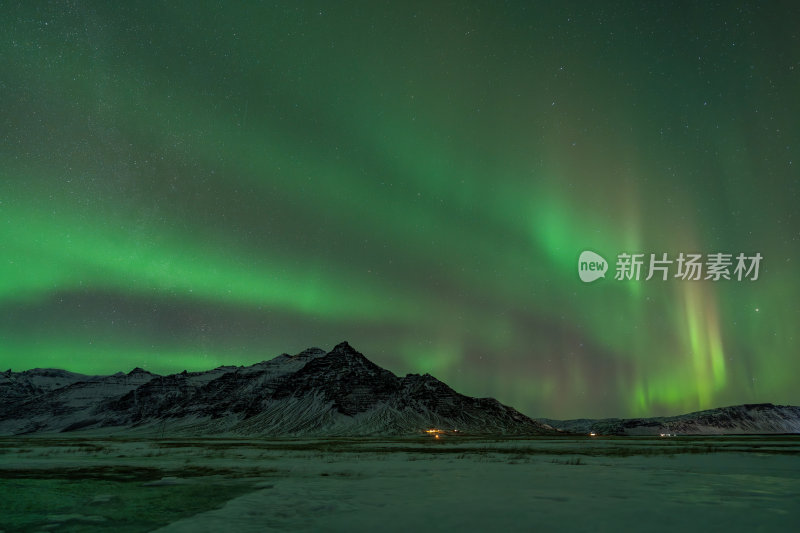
<box><xmin>294</xmin><ymin>347</ymin><xmax>326</xmax><ymax>358</ymax></box>
<box><xmin>330</xmin><ymin>341</ymin><xmax>357</xmax><ymax>354</ymax></box>
<box><xmin>326</xmin><ymin>341</ymin><xmax>370</xmax><ymax>361</ymax></box>
<box><xmin>127</xmin><ymin>367</ymin><xmax>152</xmax><ymax>376</ymax></box>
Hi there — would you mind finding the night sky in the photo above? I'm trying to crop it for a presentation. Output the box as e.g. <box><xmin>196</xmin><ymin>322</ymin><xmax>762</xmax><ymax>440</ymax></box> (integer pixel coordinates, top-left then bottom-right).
<box><xmin>2</xmin><ymin>1</ymin><xmax>798</xmax><ymax>419</ymax></box>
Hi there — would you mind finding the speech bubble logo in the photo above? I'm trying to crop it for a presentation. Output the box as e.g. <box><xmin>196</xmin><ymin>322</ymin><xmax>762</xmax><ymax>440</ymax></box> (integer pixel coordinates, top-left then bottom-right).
<box><xmin>578</xmin><ymin>251</ymin><xmax>608</xmax><ymax>283</ymax></box>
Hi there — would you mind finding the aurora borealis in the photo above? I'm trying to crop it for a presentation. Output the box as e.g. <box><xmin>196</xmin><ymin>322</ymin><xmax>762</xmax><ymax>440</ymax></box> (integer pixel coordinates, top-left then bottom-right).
<box><xmin>2</xmin><ymin>1</ymin><xmax>798</xmax><ymax>419</ymax></box>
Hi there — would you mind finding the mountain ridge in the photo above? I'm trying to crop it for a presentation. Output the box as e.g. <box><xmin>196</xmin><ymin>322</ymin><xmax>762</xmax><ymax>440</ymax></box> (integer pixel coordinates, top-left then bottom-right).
<box><xmin>0</xmin><ymin>342</ymin><xmax>556</xmax><ymax>437</ymax></box>
<box><xmin>3</xmin><ymin>343</ymin><xmax>799</xmax><ymax>436</ymax></box>
<box><xmin>538</xmin><ymin>402</ymin><xmax>800</xmax><ymax>435</ymax></box>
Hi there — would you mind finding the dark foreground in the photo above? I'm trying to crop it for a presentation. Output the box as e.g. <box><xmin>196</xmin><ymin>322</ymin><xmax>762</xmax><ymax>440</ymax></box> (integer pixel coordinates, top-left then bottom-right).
<box><xmin>1</xmin><ymin>434</ymin><xmax>798</xmax><ymax>532</ymax></box>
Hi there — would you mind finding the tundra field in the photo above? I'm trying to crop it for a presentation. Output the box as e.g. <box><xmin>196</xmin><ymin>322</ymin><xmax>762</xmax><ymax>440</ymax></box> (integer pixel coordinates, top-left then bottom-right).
<box><xmin>1</xmin><ymin>435</ymin><xmax>798</xmax><ymax>532</ymax></box>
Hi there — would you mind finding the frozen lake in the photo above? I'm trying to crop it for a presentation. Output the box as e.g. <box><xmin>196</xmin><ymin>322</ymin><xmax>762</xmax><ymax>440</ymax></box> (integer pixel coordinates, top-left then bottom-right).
<box><xmin>1</xmin><ymin>435</ymin><xmax>798</xmax><ymax>531</ymax></box>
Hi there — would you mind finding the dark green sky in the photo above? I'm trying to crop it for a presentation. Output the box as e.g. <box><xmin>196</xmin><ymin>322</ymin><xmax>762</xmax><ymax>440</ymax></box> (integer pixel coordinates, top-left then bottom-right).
<box><xmin>2</xmin><ymin>1</ymin><xmax>798</xmax><ymax>418</ymax></box>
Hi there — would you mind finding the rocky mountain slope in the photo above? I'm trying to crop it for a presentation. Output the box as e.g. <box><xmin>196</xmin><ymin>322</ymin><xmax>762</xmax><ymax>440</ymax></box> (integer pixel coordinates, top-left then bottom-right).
<box><xmin>0</xmin><ymin>342</ymin><xmax>556</xmax><ymax>436</ymax></box>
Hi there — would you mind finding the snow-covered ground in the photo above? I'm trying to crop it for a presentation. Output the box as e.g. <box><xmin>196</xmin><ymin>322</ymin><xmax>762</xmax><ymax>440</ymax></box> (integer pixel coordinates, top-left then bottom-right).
<box><xmin>1</xmin><ymin>435</ymin><xmax>798</xmax><ymax>532</ymax></box>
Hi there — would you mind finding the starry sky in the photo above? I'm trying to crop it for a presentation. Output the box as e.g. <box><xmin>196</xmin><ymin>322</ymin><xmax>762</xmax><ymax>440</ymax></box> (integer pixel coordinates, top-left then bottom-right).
<box><xmin>2</xmin><ymin>1</ymin><xmax>798</xmax><ymax>418</ymax></box>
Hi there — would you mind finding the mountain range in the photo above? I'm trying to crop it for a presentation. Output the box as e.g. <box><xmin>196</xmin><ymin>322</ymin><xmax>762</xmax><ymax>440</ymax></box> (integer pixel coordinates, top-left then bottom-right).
<box><xmin>2</xmin><ymin>342</ymin><xmax>798</xmax><ymax>437</ymax></box>
<box><xmin>0</xmin><ymin>341</ymin><xmax>555</xmax><ymax>436</ymax></box>
<box><xmin>538</xmin><ymin>403</ymin><xmax>800</xmax><ymax>436</ymax></box>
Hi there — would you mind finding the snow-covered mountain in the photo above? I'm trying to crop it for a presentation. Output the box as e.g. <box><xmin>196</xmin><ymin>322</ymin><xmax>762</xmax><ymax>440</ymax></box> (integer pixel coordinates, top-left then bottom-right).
<box><xmin>539</xmin><ymin>403</ymin><xmax>800</xmax><ymax>435</ymax></box>
<box><xmin>0</xmin><ymin>342</ymin><xmax>556</xmax><ymax>436</ymax></box>
<box><xmin>1</xmin><ymin>368</ymin><xmax>91</xmax><ymax>399</ymax></box>
<box><xmin>1</xmin><ymin>367</ymin><xmax>160</xmax><ymax>434</ymax></box>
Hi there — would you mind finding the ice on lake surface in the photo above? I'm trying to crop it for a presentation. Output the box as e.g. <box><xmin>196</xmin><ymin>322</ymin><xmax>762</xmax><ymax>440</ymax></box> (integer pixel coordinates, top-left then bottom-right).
<box><xmin>1</xmin><ymin>435</ymin><xmax>798</xmax><ymax>532</ymax></box>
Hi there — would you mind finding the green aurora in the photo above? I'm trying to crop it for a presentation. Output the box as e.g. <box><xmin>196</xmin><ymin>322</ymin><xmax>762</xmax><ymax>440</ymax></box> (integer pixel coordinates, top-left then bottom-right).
<box><xmin>1</xmin><ymin>1</ymin><xmax>798</xmax><ymax>418</ymax></box>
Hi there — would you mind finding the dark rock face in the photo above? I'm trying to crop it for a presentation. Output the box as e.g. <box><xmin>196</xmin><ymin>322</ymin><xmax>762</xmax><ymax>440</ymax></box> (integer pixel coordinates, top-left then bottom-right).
<box><xmin>273</xmin><ymin>342</ymin><xmax>400</xmax><ymax>416</ymax></box>
<box><xmin>0</xmin><ymin>342</ymin><xmax>557</xmax><ymax>437</ymax></box>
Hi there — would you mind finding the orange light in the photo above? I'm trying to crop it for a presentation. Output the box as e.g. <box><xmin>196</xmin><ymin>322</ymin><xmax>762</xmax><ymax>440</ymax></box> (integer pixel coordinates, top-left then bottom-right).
<box><xmin>435</xmin><ymin>434</ymin><xmax>440</xmax><ymax>439</ymax></box>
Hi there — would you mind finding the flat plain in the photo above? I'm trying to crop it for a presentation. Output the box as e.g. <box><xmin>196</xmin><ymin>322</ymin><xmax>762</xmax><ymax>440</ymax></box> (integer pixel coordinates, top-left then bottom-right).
<box><xmin>1</xmin><ymin>434</ymin><xmax>798</xmax><ymax>532</ymax></box>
